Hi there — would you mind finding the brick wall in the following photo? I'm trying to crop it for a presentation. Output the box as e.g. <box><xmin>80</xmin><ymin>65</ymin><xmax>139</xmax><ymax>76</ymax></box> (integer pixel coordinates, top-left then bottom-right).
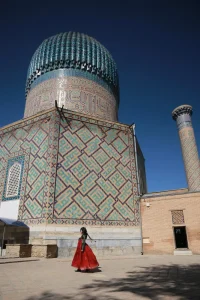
<box><xmin>141</xmin><ymin>191</ymin><xmax>200</xmax><ymax>254</ymax></box>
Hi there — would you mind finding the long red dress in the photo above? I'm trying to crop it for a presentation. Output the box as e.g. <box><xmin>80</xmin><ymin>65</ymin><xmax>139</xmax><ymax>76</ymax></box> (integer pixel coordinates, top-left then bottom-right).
<box><xmin>72</xmin><ymin>236</ymin><xmax>99</xmax><ymax>271</ymax></box>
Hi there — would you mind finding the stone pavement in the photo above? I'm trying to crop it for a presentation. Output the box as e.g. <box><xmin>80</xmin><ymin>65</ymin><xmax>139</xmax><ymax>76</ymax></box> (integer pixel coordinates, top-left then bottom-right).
<box><xmin>0</xmin><ymin>255</ymin><xmax>200</xmax><ymax>300</ymax></box>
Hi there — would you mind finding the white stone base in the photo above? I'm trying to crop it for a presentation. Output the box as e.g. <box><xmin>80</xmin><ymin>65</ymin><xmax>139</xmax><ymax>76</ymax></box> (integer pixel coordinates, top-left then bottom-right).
<box><xmin>28</xmin><ymin>225</ymin><xmax>142</xmax><ymax>258</ymax></box>
<box><xmin>174</xmin><ymin>249</ymin><xmax>193</xmax><ymax>255</ymax></box>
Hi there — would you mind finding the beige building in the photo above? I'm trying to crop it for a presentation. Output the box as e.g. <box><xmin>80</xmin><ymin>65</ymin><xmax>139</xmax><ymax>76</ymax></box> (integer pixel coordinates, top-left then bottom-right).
<box><xmin>141</xmin><ymin>189</ymin><xmax>200</xmax><ymax>254</ymax></box>
<box><xmin>141</xmin><ymin>105</ymin><xmax>200</xmax><ymax>255</ymax></box>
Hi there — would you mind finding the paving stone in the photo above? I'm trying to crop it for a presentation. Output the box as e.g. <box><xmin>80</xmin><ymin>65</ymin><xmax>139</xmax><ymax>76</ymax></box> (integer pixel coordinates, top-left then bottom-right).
<box><xmin>0</xmin><ymin>255</ymin><xmax>200</xmax><ymax>299</ymax></box>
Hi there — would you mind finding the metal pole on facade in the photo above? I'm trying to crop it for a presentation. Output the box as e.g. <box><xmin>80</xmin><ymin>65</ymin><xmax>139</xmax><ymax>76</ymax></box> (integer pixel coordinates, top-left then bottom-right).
<box><xmin>132</xmin><ymin>124</ymin><xmax>143</xmax><ymax>255</ymax></box>
<box><xmin>132</xmin><ymin>124</ymin><xmax>141</xmax><ymax>195</ymax></box>
<box><xmin>1</xmin><ymin>224</ymin><xmax>6</xmax><ymax>256</ymax></box>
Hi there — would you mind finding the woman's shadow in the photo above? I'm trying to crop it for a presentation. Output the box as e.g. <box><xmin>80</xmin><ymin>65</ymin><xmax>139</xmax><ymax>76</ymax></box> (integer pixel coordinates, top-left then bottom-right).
<box><xmin>80</xmin><ymin>267</ymin><xmax>102</xmax><ymax>273</ymax></box>
<box><xmin>90</xmin><ymin>267</ymin><xmax>102</xmax><ymax>273</ymax></box>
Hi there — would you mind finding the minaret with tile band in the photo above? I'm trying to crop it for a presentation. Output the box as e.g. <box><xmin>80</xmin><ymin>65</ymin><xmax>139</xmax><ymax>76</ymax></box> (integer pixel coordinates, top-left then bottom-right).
<box><xmin>172</xmin><ymin>105</ymin><xmax>200</xmax><ymax>191</ymax></box>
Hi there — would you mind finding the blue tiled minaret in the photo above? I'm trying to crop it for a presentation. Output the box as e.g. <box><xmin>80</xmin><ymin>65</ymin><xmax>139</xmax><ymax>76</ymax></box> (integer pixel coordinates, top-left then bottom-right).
<box><xmin>172</xmin><ymin>105</ymin><xmax>200</xmax><ymax>191</ymax></box>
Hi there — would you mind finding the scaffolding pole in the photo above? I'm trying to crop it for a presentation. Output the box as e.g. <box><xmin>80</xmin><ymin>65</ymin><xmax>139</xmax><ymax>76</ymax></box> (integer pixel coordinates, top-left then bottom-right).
<box><xmin>1</xmin><ymin>224</ymin><xmax>6</xmax><ymax>256</ymax></box>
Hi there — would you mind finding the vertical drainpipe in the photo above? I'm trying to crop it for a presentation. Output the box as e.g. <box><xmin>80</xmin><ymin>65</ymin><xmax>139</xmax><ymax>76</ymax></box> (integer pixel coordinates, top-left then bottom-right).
<box><xmin>132</xmin><ymin>124</ymin><xmax>143</xmax><ymax>254</ymax></box>
<box><xmin>132</xmin><ymin>124</ymin><xmax>140</xmax><ymax>195</ymax></box>
<box><xmin>1</xmin><ymin>224</ymin><xmax>6</xmax><ymax>256</ymax></box>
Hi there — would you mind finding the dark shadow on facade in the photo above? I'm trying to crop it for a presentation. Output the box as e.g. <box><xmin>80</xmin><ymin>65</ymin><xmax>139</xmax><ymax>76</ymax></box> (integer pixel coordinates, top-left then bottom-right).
<box><xmin>0</xmin><ymin>219</ymin><xmax>29</xmax><ymax>256</ymax></box>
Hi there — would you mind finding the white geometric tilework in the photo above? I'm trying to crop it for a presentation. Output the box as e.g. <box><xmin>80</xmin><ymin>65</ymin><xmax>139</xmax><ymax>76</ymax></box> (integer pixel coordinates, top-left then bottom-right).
<box><xmin>3</xmin><ymin>156</ymin><xmax>25</xmax><ymax>201</ymax></box>
<box><xmin>6</xmin><ymin>162</ymin><xmax>22</xmax><ymax>198</ymax></box>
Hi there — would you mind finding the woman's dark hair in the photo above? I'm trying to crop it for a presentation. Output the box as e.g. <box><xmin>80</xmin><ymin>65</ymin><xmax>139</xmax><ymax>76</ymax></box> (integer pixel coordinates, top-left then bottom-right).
<box><xmin>80</xmin><ymin>227</ymin><xmax>92</xmax><ymax>240</ymax></box>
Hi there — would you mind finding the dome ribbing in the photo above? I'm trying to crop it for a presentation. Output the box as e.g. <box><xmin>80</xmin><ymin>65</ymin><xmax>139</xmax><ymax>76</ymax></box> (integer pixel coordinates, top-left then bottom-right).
<box><xmin>26</xmin><ymin>32</ymin><xmax>119</xmax><ymax>104</ymax></box>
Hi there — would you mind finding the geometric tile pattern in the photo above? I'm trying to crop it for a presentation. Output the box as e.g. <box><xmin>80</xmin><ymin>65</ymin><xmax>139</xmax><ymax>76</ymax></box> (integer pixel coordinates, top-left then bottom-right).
<box><xmin>0</xmin><ymin>108</ymin><xmax>140</xmax><ymax>227</ymax></box>
<box><xmin>171</xmin><ymin>210</ymin><xmax>185</xmax><ymax>224</ymax></box>
<box><xmin>6</xmin><ymin>162</ymin><xmax>22</xmax><ymax>197</ymax></box>
<box><xmin>0</xmin><ymin>113</ymin><xmax>52</xmax><ymax>224</ymax></box>
<box><xmin>179</xmin><ymin>127</ymin><xmax>200</xmax><ymax>191</ymax></box>
<box><xmin>25</xmin><ymin>76</ymin><xmax>117</xmax><ymax>121</ymax></box>
<box><xmin>42</xmin><ymin>110</ymin><xmax>60</xmax><ymax>223</ymax></box>
<box><xmin>30</xmin><ymin>69</ymin><xmax>114</xmax><ymax>96</ymax></box>
<box><xmin>54</xmin><ymin>112</ymin><xmax>139</xmax><ymax>226</ymax></box>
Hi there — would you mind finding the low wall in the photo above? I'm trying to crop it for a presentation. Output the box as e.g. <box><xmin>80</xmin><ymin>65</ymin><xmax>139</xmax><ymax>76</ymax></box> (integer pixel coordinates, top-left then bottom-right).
<box><xmin>6</xmin><ymin>244</ymin><xmax>32</xmax><ymax>258</ymax></box>
<box><xmin>31</xmin><ymin>245</ymin><xmax>57</xmax><ymax>258</ymax></box>
<box><xmin>57</xmin><ymin>239</ymin><xmax>141</xmax><ymax>257</ymax></box>
<box><xmin>5</xmin><ymin>244</ymin><xmax>57</xmax><ymax>258</ymax></box>
<box><xmin>28</xmin><ymin>225</ymin><xmax>142</xmax><ymax>258</ymax></box>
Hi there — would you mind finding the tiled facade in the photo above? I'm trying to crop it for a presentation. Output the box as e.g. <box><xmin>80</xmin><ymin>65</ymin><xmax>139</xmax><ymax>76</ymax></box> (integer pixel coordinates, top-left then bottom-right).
<box><xmin>0</xmin><ymin>108</ymin><xmax>140</xmax><ymax>228</ymax></box>
<box><xmin>0</xmin><ymin>113</ymin><xmax>51</xmax><ymax>222</ymax></box>
<box><xmin>29</xmin><ymin>69</ymin><xmax>114</xmax><ymax>96</ymax></box>
<box><xmin>25</xmin><ymin>32</ymin><xmax>120</xmax><ymax>121</ymax></box>
<box><xmin>54</xmin><ymin>114</ymin><xmax>139</xmax><ymax>226</ymax></box>
<box><xmin>25</xmin><ymin>75</ymin><xmax>118</xmax><ymax>121</ymax></box>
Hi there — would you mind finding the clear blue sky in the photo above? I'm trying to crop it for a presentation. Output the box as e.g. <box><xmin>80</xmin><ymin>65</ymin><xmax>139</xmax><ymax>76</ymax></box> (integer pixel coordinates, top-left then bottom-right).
<box><xmin>0</xmin><ymin>1</ymin><xmax>200</xmax><ymax>192</ymax></box>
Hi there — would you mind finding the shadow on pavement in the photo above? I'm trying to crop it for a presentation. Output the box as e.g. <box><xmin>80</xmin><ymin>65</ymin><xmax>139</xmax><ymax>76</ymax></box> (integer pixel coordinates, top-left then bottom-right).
<box><xmin>82</xmin><ymin>264</ymin><xmax>200</xmax><ymax>300</ymax></box>
<box><xmin>25</xmin><ymin>264</ymin><xmax>200</xmax><ymax>300</ymax></box>
<box><xmin>0</xmin><ymin>259</ymin><xmax>40</xmax><ymax>264</ymax></box>
<box><xmin>26</xmin><ymin>292</ymin><xmax>117</xmax><ymax>300</ymax></box>
<box><xmin>88</xmin><ymin>267</ymin><xmax>102</xmax><ymax>273</ymax></box>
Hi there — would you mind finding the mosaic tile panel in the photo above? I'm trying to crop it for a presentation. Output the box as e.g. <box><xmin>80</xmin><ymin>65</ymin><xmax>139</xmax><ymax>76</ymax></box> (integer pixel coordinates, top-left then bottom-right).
<box><xmin>24</xmin><ymin>76</ymin><xmax>118</xmax><ymax>121</ymax></box>
<box><xmin>42</xmin><ymin>111</ymin><xmax>60</xmax><ymax>223</ymax></box>
<box><xmin>0</xmin><ymin>113</ymin><xmax>52</xmax><ymax>224</ymax></box>
<box><xmin>54</xmin><ymin>113</ymin><xmax>139</xmax><ymax>226</ymax></box>
<box><xmin>0</xmin><ymin>108</ymin><xmax>141</xmax><ymax>227</ymax></box>
<box><xmin>30</xmin><ymin>69</ymin><xmax>114</xmax><ymax>97</ymax></box>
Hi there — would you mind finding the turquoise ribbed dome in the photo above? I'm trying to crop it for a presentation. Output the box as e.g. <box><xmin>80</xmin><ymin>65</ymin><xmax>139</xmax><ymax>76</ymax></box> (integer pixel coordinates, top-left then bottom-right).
<box><xmin>26</xmin><ymin>32</ymin><xmax>119</xmax><ymax>103</ymax></box>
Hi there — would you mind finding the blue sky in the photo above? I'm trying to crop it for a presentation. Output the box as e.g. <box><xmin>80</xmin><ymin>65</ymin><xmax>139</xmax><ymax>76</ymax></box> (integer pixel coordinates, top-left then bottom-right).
<box><xmin>0</xmin><ymin>1</ymin><xmax>200</xmax><ymax>192</ymax></box>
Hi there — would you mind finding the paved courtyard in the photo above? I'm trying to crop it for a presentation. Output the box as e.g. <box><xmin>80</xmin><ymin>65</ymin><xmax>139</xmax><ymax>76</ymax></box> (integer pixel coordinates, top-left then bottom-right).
<box><xmin>0</xmin><ymin>255</ymin><xmax>200</xmax><ymax>300</ymax></box>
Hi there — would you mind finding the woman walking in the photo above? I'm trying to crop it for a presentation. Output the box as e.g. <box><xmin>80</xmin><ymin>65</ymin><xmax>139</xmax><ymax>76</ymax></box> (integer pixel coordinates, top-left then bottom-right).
<box><xmin>72</xmin><ymin>227</ymin><xmax>99</xmax><ymax>272</ymax></box>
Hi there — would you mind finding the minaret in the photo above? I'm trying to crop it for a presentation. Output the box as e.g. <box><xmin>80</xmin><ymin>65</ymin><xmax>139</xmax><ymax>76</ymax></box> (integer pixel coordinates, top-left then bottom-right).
<box><xmin>172</xmin><ymin>105</ymin><xmax>200</xmax><ymax>191</ymax></box>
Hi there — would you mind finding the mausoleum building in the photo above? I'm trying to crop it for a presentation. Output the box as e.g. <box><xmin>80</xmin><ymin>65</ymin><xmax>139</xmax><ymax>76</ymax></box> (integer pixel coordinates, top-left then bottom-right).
<box><xmin>0</xmin><ymin>32</ymin><xmax>147</xmax><ymax>256</ymax></box>
<box><xmin>1</xmin><ymin>31</ymin><xmax>199</xmax><ymax>257</ymax></box>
